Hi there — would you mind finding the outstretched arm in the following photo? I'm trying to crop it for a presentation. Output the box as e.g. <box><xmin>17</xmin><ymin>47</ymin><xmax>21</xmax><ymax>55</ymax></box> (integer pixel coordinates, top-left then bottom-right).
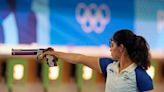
<box><xmin>40</xmin><ymin>50</ymin><xmax>101</xmax><ymax>73</ymax></box>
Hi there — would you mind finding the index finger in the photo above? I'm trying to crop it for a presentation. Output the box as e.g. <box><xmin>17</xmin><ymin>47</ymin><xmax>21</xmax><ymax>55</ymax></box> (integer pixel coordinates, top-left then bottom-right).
<box><xmin>39</xmin><ymin>52</ymin><xmax>48</xmax><ymax>60</ymax></box>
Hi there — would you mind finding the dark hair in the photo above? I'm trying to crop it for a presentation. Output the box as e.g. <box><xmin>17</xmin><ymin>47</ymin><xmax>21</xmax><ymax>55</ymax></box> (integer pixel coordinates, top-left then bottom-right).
<box><xmin>112</xmin><ymin>29</ymin><xmax>151</xmax><ymax>70</ymax></box>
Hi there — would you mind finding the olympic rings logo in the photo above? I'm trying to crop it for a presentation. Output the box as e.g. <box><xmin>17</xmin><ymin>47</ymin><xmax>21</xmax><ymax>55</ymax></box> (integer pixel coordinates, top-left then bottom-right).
<box><xmin>75</xmin><ymin>3</ymin><xmax>110</xmax><ymax>33</ymax></box>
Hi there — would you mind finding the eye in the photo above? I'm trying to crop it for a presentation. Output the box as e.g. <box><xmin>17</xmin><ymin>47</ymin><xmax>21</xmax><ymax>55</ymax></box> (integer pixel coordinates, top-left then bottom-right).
<box><xmin>109</xmin><ymin>41</ymin><xmax>111</xmax><ymax>47</ymax></box>
<box><xmin>109</xmin><ymin>42</ymin><xmax>113</xmax><ymax>48</ymax></box>
<box><xmin>110</xmin><ymin>43</ymin><xmax>113</xmax><ymax>48</ymax></box>
<box><xmin>109</xmin><ymin>38</ymin><xmax>114</xmax><ymax>47</ymax></box>
<box><xmin>109</xmin><ymin>38</ymin><xmax>113</xmax><ymax>47</ymax></box>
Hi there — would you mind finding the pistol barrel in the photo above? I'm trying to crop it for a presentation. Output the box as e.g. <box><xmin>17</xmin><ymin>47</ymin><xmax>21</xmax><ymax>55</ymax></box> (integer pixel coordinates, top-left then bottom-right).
<box><xmin>11</xmin><ymin>49</ymin><xmax>43</xmax><ymax>55</ymax></box>
<box><xmin>12</xmin><ymin>51</ymin><xmax>37</xmax><ymax>55</ymax></box>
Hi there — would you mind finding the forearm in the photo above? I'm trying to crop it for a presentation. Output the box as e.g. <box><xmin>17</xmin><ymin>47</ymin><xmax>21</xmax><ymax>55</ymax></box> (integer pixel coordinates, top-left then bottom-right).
<box><xmin>55</xmin><ymin>51</ymin><xmax>85</xmax><ymax>64</ymax></box>
<box><xmin>41</xmin><ymin>50</ymin><xmax>101</xmax><ymax>72</ymax></box>
<box><xmin>55</xmin><ymin>51</ymin><xmax>101</xmax><ymax>72</ymax></box>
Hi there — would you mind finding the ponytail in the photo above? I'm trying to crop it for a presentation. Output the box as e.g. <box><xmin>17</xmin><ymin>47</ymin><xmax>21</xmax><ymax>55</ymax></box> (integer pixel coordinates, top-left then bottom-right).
<box><xmin>130</xmin><ymin>35</ymin><xmax>151</xmax><ymax>70</ymax></box>
<box><xmin>112</xmin><ymin>29</ymin><xmax>151</xmax><ymax>70</ymax></box>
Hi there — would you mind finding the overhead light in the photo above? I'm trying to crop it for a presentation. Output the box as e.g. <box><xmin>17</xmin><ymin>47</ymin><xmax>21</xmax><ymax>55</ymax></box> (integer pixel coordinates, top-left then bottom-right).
<box><xmin>146</xmin><ymin>65</ymin><xmax>155</xmax><ymax>79</ymax></box>
<box><xmin>48</xmin><ymin>66</ymin><xmax>59</xmax><ymax>80</ymax></box>
<box><xmin>13</xmin><ymin>64</ymin><xmax>24</xmax><ymax>80</ymax></box>
<box><xmin>82</xmin><ymin>66</ymin><xmax>92</xmax><ymax>80</ymax></box>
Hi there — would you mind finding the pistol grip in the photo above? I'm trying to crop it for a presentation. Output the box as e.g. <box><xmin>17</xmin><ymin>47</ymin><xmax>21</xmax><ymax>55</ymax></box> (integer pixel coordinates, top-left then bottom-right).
<box><xmin>46</xmin><ymin>55</ymin><xmax>57</xmax><ymax>67</ymax></box>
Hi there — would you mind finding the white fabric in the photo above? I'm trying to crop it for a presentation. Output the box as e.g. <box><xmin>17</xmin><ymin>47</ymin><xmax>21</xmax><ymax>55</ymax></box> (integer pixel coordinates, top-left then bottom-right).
<box><xmin>105</xmin><ymin>62</ymin><xmax>139</xmax><ymax>92</ymax></box>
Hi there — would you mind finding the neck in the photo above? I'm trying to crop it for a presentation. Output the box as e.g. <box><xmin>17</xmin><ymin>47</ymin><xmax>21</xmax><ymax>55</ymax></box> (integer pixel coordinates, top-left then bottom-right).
<box><xmin>118</xmin><ymin>55</ymin><xmax>133</xmax><ymax>73</ymax></box>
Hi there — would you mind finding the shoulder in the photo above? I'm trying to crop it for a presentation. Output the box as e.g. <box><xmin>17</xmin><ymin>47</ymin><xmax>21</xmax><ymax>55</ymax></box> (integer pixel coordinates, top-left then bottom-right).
<box><xmin>99</xmin><ymin>58</ymin><xmax>114</xmax><ymax>77</ymax></box>
<box><xmin>135</xmin><ymin>66</ymin><xmax>154</xmax><ymax>91</ymax></box>
<box><xmin>99</xmin><ymin>58</ymin><xmax>113</xmax><ymax>64</ymax></box>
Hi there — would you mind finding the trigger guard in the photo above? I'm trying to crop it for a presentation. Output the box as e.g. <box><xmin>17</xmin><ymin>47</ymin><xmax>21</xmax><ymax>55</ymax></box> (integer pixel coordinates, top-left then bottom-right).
<box><xmin>46</xmin><ymin>55</ymin><xmax>55</xmax><ymax>67</ymax></box>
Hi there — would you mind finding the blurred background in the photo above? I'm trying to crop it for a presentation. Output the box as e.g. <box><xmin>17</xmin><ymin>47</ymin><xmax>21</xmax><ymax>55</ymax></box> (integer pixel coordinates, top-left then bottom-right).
<box><xmin>0</xmin><ymin>0</ymin><xmax>164</xmax><ymax>92</ymax></box>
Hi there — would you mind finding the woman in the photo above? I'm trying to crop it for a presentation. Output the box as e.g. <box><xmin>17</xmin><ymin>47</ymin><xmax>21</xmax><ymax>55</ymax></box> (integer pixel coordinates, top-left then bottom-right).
<box><xmin>39</xmin><ymin>29</ymin><xmax>153</xmax><ymax>92</ymax></box>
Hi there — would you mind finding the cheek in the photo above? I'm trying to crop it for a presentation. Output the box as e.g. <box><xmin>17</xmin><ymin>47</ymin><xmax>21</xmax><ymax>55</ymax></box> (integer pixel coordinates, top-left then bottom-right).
<box><xmin>111</xmin><ymin>49</ymin><xmax>120</xmax><ymax>59</ymax></box>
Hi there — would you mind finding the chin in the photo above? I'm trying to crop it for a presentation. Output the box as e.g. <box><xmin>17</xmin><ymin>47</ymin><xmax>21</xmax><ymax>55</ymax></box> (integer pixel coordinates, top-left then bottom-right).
<box><xmin>113</xmin><ymin>58</ymin><xmax>118</xmax><ymax>61</ymax></box>
<box><xmin>111</xmin><ymin>56</ymin><xmax>118</xmax><ymax>61</ymax></box>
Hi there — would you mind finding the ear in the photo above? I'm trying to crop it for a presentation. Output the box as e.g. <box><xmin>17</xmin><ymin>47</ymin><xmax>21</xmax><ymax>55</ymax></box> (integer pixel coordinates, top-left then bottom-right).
<box><xmin>119</xmin><ymin>44</ymin><xmax>125</xmax><ymax>53</ymax></box>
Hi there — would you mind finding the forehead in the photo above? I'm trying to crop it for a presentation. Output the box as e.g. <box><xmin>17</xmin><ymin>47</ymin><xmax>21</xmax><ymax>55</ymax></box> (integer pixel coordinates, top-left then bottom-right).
<box><xmin>110</xmin><ymin>40</ymin><xmax>117</xmax><ymax>45</ymax></box>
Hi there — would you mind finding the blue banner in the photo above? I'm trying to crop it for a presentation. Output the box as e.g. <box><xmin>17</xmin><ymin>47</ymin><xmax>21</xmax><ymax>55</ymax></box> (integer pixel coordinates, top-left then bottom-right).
<box><xmin>135</xmin><ymin>0</ymin><xmax>164</xmax><ymax>49</ymax></box>
<box><xmin>0</xmin><ymin>0</ymin><xmax>134</xmax><ymax>46</ymax></box>
<box><xmin>50</xmin><ymin>0</ymin><xmax>134</xmax><ymax>46</ymax></box>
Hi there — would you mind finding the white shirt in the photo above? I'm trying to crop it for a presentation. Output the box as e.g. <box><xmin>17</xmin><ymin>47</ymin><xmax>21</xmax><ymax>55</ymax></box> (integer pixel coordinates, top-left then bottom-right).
<box><xmin>99</xmin><ymin>58</ymin><xmax>154</xmax><ymax>92</ymax></box>
<box><xmin>105</xmin><ymin>62</ymin><xmax>138</xmax><ymax>92</ymax></box>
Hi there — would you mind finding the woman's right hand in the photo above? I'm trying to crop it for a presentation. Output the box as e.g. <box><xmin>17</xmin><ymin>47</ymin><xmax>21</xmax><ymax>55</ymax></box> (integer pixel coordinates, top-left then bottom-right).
<box><xmin>39</xmin><ymin>47</ymin><xmax>58</xmax><ymax>66</ymax></box>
